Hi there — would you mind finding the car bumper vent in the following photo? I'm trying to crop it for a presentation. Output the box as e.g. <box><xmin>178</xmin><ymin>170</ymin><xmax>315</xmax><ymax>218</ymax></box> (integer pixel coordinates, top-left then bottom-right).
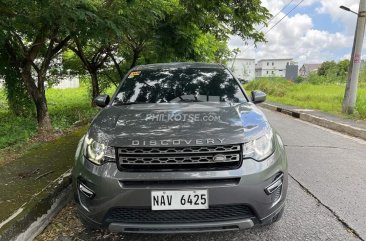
<box><xmin>104</xmin><ymin>204</ymin><xmax>255</xmax><ymax>224</ymax></box>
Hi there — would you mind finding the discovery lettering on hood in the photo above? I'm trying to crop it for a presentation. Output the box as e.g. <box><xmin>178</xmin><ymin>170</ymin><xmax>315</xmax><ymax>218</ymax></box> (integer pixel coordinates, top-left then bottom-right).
<box><xmin>131</xmin><ymin>138</ymin><xmax>225</xmax><ymax>146</ymax></box>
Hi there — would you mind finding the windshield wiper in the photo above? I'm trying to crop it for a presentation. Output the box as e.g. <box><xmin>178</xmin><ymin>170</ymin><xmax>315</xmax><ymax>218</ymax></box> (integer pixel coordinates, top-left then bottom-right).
<box><xmin>113</xmin><ymin>100</ymin><xmax>143</xmax><ymax>106</ymax></box>
<box><xmin>176</xmin><ymin>95</ymin><xmax>202</xmax><ymax>102</ymax></box>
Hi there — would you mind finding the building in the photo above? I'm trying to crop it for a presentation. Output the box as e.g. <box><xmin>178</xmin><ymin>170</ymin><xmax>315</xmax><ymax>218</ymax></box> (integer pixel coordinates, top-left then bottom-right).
<box><xmin>53</xmin><ymin>76</ymin><xmax>80</xmax><ymax>89</ymax></box>
<box><xmin>285</xmin><ymin>64</ymin><xmax>298</xmax><ymax>81</ymax></box>
<box><xmin>227</xmin><ymin>58</ymin><xmax>255</xmax><ymax>82</ymax></box>
<box><xmin>255</xmin><ymin>58</ymin><xmax>293</xmax><ymax>78</ymax></box>
<box><xmin>299</xmin><ymin>64</ymin><xmax>321</xmax><ymax>77</ymax></box>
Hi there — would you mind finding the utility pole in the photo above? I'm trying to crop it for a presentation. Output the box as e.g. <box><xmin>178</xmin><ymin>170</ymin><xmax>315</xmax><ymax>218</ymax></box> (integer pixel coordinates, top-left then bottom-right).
<box><xmin>342</xmin><ymin>0</ymin><xmax>366</xmax><ymax>114</ymax></box>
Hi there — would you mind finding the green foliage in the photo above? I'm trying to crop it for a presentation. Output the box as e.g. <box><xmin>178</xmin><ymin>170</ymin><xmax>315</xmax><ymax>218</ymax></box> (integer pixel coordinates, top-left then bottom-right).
<box><xmin>0</xmin><ymin>84</ymin><xmax>107</xmax><ymax>149</ymax></box>
<box><xmin>0</xmin><ymin>86</ymin><xmax>37</xmax><ymax>148</ymax></box>
<box><xmin>245</xmin><ymin>78</ymin><xmax>366</xmax><ymax>119</ymax></box>
<box><xmin>4</xmin><ymin>74</ymin><xmax>35</xmax><ymax>116</ymax></box>
<box><xmin>310</xmin><ymin>60</ymin><xmax>350</xmax><ymax>84</ymax></box>
<box><xmin>0</xmin><ymin>44</ymin><xmax>34</xmax><ymax>116</ymax></box>
<box><xmin>246</xmin><ymin>78</ymin><xmax>292</xmax><ymax>97</ymax></box>
<box><xmin>317</xmin><ymin>61</ymin><xmax>337</xmax><ymax>76</ymax></box>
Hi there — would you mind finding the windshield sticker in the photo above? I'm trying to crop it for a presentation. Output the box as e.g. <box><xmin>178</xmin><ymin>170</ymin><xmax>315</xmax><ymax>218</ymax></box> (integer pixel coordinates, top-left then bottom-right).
<box><xmin>128</xmin><ymin>71</ymin><xmax>141</xmax><ymax>78</ymax></box>
<box><xmin>145</xmin><ymin>113</ymin><xmax>221</xmax><ymax>122</ymax></box>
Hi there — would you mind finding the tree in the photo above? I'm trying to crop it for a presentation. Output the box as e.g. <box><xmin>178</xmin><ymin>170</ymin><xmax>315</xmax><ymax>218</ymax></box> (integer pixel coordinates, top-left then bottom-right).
<box><xmin>0</xmin><ymin>0</ymin><xmax>99</xmax><ymax>132</ymax></box>
<box><xmin>68</xmin><ymin>0</ymin><xmax>271</xmax><ymax>102</ymax></box>
<box><xmin>0</xmin><ymin>43</ymin><xmax>33</xmax><ymax>116</ymax></box>
<box><xmin>318</xmin><ymin>61</ymin><xmax>337</xmax><ymax>76</ymax></box>
<box><xmin>66</xmin><ymin>0</ymin><xmax>174</xmax><ymax>102</ymax></box>
<box><xmin>337</xmin><ymin>59</ymin><xmax>350</xmax><ymax>77</ymax></box>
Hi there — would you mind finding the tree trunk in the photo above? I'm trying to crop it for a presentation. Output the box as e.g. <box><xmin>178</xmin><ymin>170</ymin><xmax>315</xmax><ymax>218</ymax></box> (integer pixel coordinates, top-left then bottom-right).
<box><xmin>21</xmin><ymin>69</ymin><xmax>53</xmax><ymax>133</ymax></box>
<box><xmin>35</xmin><ymin>95</ymin><xmax>52</xmax><ymax>133</ymax></box>
<box><xmin>130</xmin><ymin>49</ymin><xmax>140</xmax><ymax>69</ymax></box>
<box><xmin>90</xmin><ymin>70</ymin><xmax>100</xmax><ymax>106</ymax></box>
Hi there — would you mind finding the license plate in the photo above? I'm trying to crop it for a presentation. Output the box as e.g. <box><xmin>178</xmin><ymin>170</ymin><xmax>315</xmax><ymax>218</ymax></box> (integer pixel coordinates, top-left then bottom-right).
<box><xmin>151</xmin><ymin>190</ymin><xmax>208</xmax><ymax>210</ymax></box>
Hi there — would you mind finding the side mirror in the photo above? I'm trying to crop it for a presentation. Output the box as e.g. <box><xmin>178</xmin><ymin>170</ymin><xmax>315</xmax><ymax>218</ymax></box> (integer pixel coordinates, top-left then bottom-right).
<box><xmin>94</xmin><ymin>95</ymin><xmax>110</xmax><ymax>108</ymax></box>
<box><xmin>251</xmin><ymin>90</ymin><xmax>266</xmax><ymax>104</ymax></box>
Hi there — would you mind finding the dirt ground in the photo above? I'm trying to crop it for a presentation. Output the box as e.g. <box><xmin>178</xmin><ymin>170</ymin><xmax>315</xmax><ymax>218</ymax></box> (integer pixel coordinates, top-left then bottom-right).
<box><xmin>34</xmin><ymin>202</ymin><xmax>125</xmax><ymax>241</ymax></box>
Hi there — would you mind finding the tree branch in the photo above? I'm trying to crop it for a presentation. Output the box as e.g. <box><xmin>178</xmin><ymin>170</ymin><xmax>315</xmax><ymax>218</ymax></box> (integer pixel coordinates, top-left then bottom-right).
<box><xmin>32</xmin><ymin>63</ymin><xmax>40</xmax><ymax>74</ymax></box>
<box><xmin>72</xmin><ymin>36</ymin><xmax>91</xmax><ymax>68</ymax></box>
<box><xmin>51</xmin><ymin>35</ymin><xmax>71</xmax><ymax>56</ymax></box>
<box><xmin>108</xmin><ymin>51</ymin><xmax>124</xmax><ymax>79</ymax></box>
<box><xmin>95</xmin><ymin>53</ymin><xmax>109</xmax><ymax>69</ymax></box>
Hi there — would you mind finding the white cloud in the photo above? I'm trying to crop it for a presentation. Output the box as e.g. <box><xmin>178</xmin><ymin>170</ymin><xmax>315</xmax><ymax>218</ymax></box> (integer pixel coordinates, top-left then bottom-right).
<box><xmin>228</xmin><ymin>0</ymin><xmax>360</xmax><ymax>65</ymax></box>
<box><xmin>316</xmin><ymin>0</ymin><xmax>358</xmax><ymax>33</ymax></box>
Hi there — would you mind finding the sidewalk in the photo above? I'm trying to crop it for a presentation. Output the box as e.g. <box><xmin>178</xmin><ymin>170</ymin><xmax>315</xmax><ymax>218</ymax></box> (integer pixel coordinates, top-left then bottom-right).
<box><xmin>0</xmin><ymin>127</ymin><xmax>87</xmax><ymax>241</ymax></box>
<box><xmin>260</xmin><ymin>102</ymin><xmax>366</xmax><ymax>141</ymax></box>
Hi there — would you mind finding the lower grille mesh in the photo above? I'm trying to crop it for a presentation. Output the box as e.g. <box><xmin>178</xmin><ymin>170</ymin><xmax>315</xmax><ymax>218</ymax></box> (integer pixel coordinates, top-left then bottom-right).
<box><xmin>104</xmin><ymin>205</ymin><xmax>254</xmax><ymax>224</ymax></box>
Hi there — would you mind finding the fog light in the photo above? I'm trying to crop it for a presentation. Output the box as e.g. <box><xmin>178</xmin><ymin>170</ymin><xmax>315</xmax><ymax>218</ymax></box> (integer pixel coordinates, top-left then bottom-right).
<box><xmin>79</xmin><ymin>182</ymin><xmax>95</xmax><ymax>198</ymax></box>
<box><xmin>265</xmin><ymin>173</ymin><xmax>283</xmax><ymax>195</ymax></box>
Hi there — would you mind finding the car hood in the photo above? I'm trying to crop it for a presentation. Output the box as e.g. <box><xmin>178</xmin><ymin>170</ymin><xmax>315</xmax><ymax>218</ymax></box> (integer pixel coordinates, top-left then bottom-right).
<box><xmin>88</xmin><ymin>102</ymin><xmax>270</xmax><ymax>147</ymax></box>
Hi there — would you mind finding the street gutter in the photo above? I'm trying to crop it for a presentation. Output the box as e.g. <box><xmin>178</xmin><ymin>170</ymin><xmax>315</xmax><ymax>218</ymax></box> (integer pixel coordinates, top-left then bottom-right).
<box><xmin>259</xmin><ymin>102</ymin><xmax>366</xmax><ymax>141</ymax></box>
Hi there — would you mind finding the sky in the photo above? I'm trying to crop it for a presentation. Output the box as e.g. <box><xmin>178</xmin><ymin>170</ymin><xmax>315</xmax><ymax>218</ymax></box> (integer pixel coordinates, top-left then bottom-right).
<box><xmin>228</xmin><ymin>0</ymin><xmax>363</xmax><ymax>65</ymax></box>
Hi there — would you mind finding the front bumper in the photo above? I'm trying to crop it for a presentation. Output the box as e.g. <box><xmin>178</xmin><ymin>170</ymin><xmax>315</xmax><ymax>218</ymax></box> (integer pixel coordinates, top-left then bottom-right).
<box><xmin>72</xmin><ymin>142</ymin><xmax>288</xmax><ymax>233</ymax></box>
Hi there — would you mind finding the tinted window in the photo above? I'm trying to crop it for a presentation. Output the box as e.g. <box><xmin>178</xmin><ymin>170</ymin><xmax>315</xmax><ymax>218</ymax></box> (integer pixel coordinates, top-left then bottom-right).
<box><xmin>113</xmin><ymin>67</ymin><xmax>246</xmax><ymax>104</ymax></box>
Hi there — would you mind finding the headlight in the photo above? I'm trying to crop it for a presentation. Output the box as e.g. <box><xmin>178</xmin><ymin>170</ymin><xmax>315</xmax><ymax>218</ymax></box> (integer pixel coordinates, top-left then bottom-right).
<box><xmin>243</xmin><ymin>129</ymin><xmax>274</xmax><ymax>161</ymax></box>
<box><xmin>84</xmin><ymin>135</ymin><xmax>115</xmax><ymax>165</ymax></box>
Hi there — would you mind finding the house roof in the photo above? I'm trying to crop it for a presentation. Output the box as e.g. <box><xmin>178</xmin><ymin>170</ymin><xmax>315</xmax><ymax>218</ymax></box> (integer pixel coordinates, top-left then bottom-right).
<box><xmin>257</xmin><ymin>58</ymin><xmax>293</xmax><ymax>62</ymax></box>
<box><xmin>228</xmin><ymin>58</ymin><xmax>255</xmax><ymax>61</ymax></box>
<box><xmin>301</xmin><ymin>64</ymin><xmax>321</xmax><ymax>72</ymax></box>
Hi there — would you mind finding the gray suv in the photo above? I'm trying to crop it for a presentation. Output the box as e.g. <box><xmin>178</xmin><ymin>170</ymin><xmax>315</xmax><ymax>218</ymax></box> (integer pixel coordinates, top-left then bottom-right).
<box><xmin>72</xmin><ymin>62</ymin><xmax>288</xmax><ymax>233</ymax></box>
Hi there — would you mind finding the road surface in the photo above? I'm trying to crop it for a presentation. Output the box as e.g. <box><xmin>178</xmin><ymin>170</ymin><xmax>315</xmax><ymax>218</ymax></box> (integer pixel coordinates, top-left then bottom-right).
<box><xmin>35</xmin><ymin>108</ymin><xmax>366</xmax><ymax>241</ymax></box>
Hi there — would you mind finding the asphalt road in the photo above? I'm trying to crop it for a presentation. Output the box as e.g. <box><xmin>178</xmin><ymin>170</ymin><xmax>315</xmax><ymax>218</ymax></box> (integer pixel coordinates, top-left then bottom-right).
<box><xmin>263</xmin><ymin>108</ymin><xmax>366</xmax><ymax>240</ymax></box>
<box><xmin>35</xmin><ymin>109</ymin><xmax>365</xmax><ymax>241</ymax></box>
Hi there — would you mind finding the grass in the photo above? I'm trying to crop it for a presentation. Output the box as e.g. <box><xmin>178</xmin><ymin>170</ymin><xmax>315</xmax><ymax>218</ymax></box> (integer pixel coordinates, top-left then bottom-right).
<box><xmin>245</xmin><ymin>78</ymin><xmax>366</xmax><ymax>120</ymax></box>
<box><xmin>0</xmin><ymin>83</ymin><xmax>115</xmax><ymax>149</ymax></box>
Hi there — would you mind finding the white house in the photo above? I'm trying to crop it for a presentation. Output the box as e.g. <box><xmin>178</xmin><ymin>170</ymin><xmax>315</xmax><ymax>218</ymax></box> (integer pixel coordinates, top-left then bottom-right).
<box><xmin>53</xmin><ymin>76</ymin><xmax>80</xmax><ymax>89</ymax></box>
<box><xmin>0</xmin><ymin>77</ymin><xmax>80</xmax><ymax>89</ymax></box>
<box><xmin>227</xmin><ymin>58</ymin><xmax>255</xmax><ymax>82</ymax></box>
<box><xmin>255</xmin><ymin>58</ymin><xmax>293</xmax><ymax>78</ymax></box>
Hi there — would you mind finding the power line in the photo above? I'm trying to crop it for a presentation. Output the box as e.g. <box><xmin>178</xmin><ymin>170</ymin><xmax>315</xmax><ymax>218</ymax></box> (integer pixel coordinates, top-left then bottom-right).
<box><xmin>256</xmin><ymin>0</ymin><xmax>296</xmax><ymax>33</ymax></box>
<box><xmin>238</xmin><ymin>0</ymin><xmax>305</xmax><ymax>57</ymax></box>
<box><xmin>263</xmin><ymin>0</ymin><xmax>305</xmax><ymax>35</ymax></box>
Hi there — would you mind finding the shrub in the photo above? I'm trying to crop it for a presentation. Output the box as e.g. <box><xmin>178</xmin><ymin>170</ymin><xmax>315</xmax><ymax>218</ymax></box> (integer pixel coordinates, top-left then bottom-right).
<box><xmin>245</xmin><ymin>78</ymin><xmax>291</xmax><ymax>97</ymax></box>
<box><xmin>356</xmin><ymin>96</ymin><xmax>366</xmax><ymax>119</ymax></box>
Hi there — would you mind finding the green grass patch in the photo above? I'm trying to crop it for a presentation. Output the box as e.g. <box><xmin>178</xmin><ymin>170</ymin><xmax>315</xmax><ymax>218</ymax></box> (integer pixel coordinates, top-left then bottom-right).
<box><xmin>245</xmin><ymin>78</ymin><xmax>366</xmax><ymax>120</ymax></box>
<box><xmin>0</xmin><ymin>83</ymin><xmax>116</xmax><ymax>149</ymax></box>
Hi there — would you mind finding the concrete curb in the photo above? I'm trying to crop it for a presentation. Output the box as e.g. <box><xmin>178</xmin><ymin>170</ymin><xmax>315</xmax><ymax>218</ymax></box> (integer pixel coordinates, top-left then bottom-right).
<box><xmin>260</xmin><ymin>102</ymin><xmax>366</xmax><ymax>141</ymax></box>
<box><xmin>0</xmin><ymin>170</ymin><xmax>72</xmax><ymax>241</ymax></box>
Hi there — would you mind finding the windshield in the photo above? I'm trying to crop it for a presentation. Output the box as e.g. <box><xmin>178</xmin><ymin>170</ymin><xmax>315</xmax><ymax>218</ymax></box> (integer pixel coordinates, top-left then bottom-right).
<box><xmin>113</xmin><ymin>67</ymin><xmax>246</xmax><ymax>104</ymax></box>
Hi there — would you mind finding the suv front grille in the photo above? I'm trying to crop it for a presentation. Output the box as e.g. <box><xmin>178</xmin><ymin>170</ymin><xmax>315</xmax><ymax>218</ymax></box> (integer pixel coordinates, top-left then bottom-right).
<box><xmin>118</xmin><ymin>145</ymin><xmax>240</xmax><ymax>154</ymax></box>
<box><xmin>104</xmin><ymin>204</ymin><xmax>254</xmax><ymax>224</ymax></box>
<box><xmin>116</xmin><ymin>144</ymin><xmax>242</xmax><ymax>171</ymax></box>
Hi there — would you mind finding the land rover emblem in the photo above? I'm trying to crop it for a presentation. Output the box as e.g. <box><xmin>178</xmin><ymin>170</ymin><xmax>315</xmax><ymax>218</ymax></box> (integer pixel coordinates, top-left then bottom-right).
<box><xmin>213</xmin><ymin>154</ymin><xmax>226</xmax><ymax>162</ymax></box>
